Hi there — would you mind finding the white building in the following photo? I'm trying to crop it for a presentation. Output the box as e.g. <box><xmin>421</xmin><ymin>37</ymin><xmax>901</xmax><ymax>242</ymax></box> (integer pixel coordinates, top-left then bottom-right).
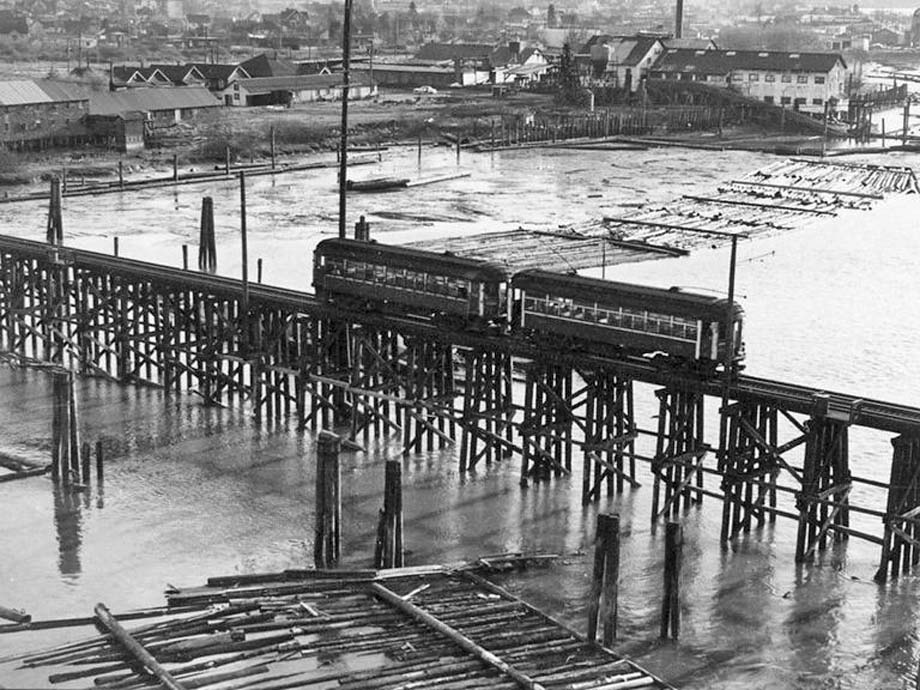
<box><xmin>650</xmin><ymin>49</ymin><xmax>848</xmax><ymax>115</ymax></box>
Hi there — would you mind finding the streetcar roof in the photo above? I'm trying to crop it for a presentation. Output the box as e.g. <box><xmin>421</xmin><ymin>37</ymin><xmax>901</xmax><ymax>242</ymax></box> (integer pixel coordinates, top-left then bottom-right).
<box><xmin>316</xmin><ymin>238</ymin><xmax>510</xmax><ymax>281</ymax></box>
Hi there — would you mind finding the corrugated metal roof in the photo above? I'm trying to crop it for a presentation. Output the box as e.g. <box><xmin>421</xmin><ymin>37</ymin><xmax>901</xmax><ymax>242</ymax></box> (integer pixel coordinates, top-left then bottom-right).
<box><xmin>0</xmin><ymin>79</ymin><xmax>90</xmax><ymax>105</ymax></box>
<box><xmin>36</xmin><ymin>80</ymin><xmax>90</xmax><ymax>103</ymax></box>
<box><xmin>89</xmin><ymin>86</ymin><xmax>220</xmax><ymax>116</ymax></box>
<box><xmin>0</xmin><ymin>80</ymin><xmax>52</xmax><ymax>105</ymax></box>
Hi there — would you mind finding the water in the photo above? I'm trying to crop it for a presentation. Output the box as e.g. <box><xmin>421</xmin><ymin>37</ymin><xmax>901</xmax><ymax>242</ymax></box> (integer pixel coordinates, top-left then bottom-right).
<box><xmin>0</xmin><ymin>145</ymin><xmax>919</xmax><ymax>689</ymax></box>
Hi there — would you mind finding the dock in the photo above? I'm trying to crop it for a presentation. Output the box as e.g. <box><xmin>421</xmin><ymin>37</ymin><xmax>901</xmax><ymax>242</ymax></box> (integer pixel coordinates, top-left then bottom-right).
<box><xmin>1</xmin><ymin>563</ymin><xmax>673</xmax><ymax>690</ymax></box>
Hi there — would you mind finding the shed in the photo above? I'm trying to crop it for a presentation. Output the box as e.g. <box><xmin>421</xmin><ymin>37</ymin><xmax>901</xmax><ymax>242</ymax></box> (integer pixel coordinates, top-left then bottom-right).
<box><xmin>89</xmin><ymin>86</ymin><xmax>220</xmax><ymax>123</ymax></box>
<box><xmin>221</xmin><ymin>74</ymin><xmax>373</xmax><ymax>106</ymax></box>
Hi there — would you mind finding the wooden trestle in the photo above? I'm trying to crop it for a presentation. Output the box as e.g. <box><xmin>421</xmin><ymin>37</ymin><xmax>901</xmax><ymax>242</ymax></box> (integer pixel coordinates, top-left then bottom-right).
<box><xmin>651</xmin><ymin>386</ymin><xmax>707</xmax><ymax>522</ymax></box>
<box><xmin>877</xmin><ymin>434</ymin><xmax>920</xmax><ymax>581</ymax></box>
<box><xmin>1</xmin><ymin>237</ymin><xmax>920</xmax><ymax>580</ymax></box>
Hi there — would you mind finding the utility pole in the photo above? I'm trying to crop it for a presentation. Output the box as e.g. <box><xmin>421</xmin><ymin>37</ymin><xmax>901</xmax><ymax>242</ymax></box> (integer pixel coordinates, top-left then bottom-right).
<box><xmin>721</xmin><ymin>234</ymin><xmax>739</xmax><ymax>391</ymax></box>
<box><xmin>337</xmin><ymin>0</ymin><xmax>354</xmax><ymax>239</ymax></box>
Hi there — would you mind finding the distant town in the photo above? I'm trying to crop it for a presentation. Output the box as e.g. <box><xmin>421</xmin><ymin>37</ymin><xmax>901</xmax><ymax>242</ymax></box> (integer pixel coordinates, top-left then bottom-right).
<box><xmin>0</xmin><ymin>0</ymin><xmax>918</xmax><ymax>167</ymax></box>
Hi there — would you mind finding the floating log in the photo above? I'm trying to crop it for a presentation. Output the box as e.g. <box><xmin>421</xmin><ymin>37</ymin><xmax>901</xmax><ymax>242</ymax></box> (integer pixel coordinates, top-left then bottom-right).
<box><xmin>406</xmin><ymin>172</ymin><xmax>472</xmax><ymax>188</ymax></box>
<box><xmin>0</xmin><ymin>466</ymin><xmax>49</xmax><ymax>483</ymax></box>
<box><xmin>371</xmin><ymin>582</ymin><xmax>547</xmax><ymax>690</ymax></box>
<box><xmin>346</xmin><ymin>177</ymin><xmax>409</xmax><ymax>192</ymax></box>
<box><xmin>93</xmin><ymin>603</ymin><xmax>185</xmax><ymax>690</ymax></box>
<box><xmin>0</xmin><ymin>605</ymin><xmax>30</xmax><ymax>624</ymax></box>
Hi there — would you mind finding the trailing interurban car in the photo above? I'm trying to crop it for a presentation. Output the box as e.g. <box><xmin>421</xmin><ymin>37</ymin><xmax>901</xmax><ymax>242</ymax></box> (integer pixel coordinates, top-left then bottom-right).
<box><xmin>313</xmin><ymin>238</ymin><xmax>745</xmax><ymax>370</ymax></box>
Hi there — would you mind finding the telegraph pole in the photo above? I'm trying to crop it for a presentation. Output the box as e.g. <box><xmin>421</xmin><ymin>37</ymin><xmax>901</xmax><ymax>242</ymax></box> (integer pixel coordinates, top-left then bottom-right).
<box><xmin>337</xmin><ymin>0</ymin><xmax>354</xmax><ymax>239</ymax></box>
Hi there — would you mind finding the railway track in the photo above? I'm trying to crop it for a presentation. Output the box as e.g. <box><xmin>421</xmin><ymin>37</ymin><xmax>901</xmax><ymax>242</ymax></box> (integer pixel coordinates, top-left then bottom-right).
<box><xmin>0</xmin><ymin>234</ymin><xmax>916</xmax><ymax>435</ymax></box>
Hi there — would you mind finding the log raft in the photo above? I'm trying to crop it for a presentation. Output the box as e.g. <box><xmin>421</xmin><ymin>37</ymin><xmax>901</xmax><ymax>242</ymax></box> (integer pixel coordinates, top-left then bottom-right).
<box><xmin>408</xmin><ymin>158</ymin><xmax>916</xmax><ymax>274</ymax></box>
<box><xmin>1</xmin><ymin>565</ymin><xmax>674</xmax><ymax>690</ymax></box>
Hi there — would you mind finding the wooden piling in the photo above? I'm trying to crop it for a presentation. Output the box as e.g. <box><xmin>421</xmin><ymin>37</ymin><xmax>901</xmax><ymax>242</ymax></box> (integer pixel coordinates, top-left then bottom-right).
<box><xmin>51</xmin><ymin>371</ymin><xmax>81</xmax><ymax>483</ymax></box>
<box><xmin>181</xmin><ymin>244</ymin><xmax>188</xmax><ymax>270</ymax></box>
<box><xmin>660</xmin><ymin>521</ymin><xmax>682</xmax><ymax>640</ymax></box>
<box><xmin>314</xmin><ymin>431</ymin><xmax>341</xmax><ymax>569</ymax></box>
<box><xmin>81</xmin><ymin>441</ymin><xmax>90</xmax><ymax>484</ymax></box>
<box><xmin>270</xmin><ymin>126</ymin><xmax>276</xmax><ymax>169</ymax></box>
<box><xmin>46</xmin><ymin>177</ymin><xmax>63</xmax><ymax>245</ymax></box>
<box><xmin>374</xmin><ymin>460</ymin><xmax>403</xmax><ymax>569</ymax></box>
<box><xmin>587</xmin><ymin>513</ymin><xmax>620</xmax><ymax>646</ymax></box>
<box><xmin>113</xmin><ymin>237</ymin><xmax>119</xmax><ymax>257</ymax></box>
<box><xmin>95</xmin><ymin>440</ymin><xmax>104</xmax><ymax>482</ymax></box>
<box><xmin>172</xmin><ymin>154</ymin><xmax>178</xmax><ymax>183</ymax></box>
<box><xmin>118</xmin><ymin>160</ymin><xmax>124</xmax><ymax>189</ymax></box>
<box><xmin>198</xmin><ymin>197</ymin><xmax>216</xmax><ymax>274</ymax></box>
<box><xmin>257</xmin><ymin>258</ymin><xmax>263</xmax><ymax>283</ymax></box>
<box><xmin>225</xmin><ymin>146</ymin><xmax>231</xmax><ymax>175</ymax></box>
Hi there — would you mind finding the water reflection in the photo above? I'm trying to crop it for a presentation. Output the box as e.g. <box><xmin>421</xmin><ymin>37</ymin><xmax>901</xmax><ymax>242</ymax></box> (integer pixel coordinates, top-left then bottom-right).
<box><xmin>785</xmin><ymin>552</ymin><xmax>847</xmax><ymax>685</ymax></box>
<box><xmin>52</xmin><ymin>483</ymin><xmax>83</xmax><ymax>578</ymax></box>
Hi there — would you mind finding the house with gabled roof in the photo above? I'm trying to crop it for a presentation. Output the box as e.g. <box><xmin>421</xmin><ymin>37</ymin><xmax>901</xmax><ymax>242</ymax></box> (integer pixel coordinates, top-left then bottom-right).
<box><xmin>111</xmin><ymin>66</ymin><xmax>173</xmax><ymax>88</ymax></box>
<box><xmin>190</xmin><ymin>63</ymin><xmax>252</xmax><ymax>92</ymax></box>
<box><xmin>494</xmin><ymin>45</ymin><xmax>551</xmax><ymax>85</ymax></box>
<box><xmin>239</xmin><ymin>53</ymin><xmax>298</xmax><ymax>78</ymax></box>
<box><xmin>580</xmin><ymin>35</ymin><xmax>665</xmax><ymax>91</ymax></box>
<box><xmin>220</xmin><ymin>74</ymin><xmax>373</xmax><ymax>107</ymax></box>
<box><xmin>649</xmin><ymin>48</ymin><xmax>848</xmax><ymax>114</ymax></box>
<box><xmin>149</xmin><ymin>64</ymin><xmax>207</xmax><ymax>87</ymax></box>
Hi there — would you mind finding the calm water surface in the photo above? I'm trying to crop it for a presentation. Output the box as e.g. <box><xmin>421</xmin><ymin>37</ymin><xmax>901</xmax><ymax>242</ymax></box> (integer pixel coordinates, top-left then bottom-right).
<box><xmin>0</xmin><ymin>145</ymin><xmax>919</xmax><ymax>689</ymax></box>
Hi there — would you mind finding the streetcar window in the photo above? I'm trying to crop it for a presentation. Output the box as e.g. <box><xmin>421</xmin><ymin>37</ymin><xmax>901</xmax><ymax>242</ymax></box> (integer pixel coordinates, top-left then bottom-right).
<box><xmin>457</xmin><ymin>281</ymin><xmax>469</xmax><ymax>299</ymax></box>
<box><xmin>373</xmin><ymin>265</ymin><xmax>386</xmax><ymax>283</ymax></box>
<box><xmin>345</xmin><ymin>261</ymin><xmax>361</xmax><ymax>278</ymax></box>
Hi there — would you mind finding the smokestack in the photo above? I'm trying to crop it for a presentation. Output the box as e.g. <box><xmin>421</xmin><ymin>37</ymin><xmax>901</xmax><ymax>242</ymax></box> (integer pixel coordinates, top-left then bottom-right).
<box><xmin>675</xmin><ymin>0</ymin><xmax>683</xmax><ymax>39</ymax></box>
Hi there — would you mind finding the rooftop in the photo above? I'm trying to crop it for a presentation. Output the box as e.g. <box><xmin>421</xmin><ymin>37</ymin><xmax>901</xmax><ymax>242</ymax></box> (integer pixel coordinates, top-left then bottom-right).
<box><xmin>89</xmin><ymin>86</ymin><xmax>220</xmax><ymax>116</ymax></box>
<box><xmin>653</xmin><ymin>48</ymin><xmax>846</xmax><ymax>73</ymax></box>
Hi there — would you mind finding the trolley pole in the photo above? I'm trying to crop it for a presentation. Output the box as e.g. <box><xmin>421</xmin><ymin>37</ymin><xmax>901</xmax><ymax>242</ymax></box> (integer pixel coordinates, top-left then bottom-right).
<box><xmin>722</xmin><ymin>234</ymin><xmax>738</xmax><ymax>379</ymax></box>
<box><xmin>337</xmin><ymin>0</ymin><xmax>354</xmax><ymax>239</ymax></box>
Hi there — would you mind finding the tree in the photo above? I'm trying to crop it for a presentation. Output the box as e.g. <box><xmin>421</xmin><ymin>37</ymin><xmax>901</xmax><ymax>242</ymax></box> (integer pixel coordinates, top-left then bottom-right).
<box><xmin>556</xmin><ymin>42</ymin><xmax>586</xmax><ymax>106</ymax></box>
<box><xmin>547</xmin><ymin>3</ymin><xmax>556</xmax><ymax>27</ymax></box>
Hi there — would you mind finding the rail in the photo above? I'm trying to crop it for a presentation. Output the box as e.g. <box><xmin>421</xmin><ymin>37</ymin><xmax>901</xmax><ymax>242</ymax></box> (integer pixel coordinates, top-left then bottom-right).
<box><xmin>0</xmin><ymin>233</ymin><xmax>916</xmax><ymax>436</ymax></box>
